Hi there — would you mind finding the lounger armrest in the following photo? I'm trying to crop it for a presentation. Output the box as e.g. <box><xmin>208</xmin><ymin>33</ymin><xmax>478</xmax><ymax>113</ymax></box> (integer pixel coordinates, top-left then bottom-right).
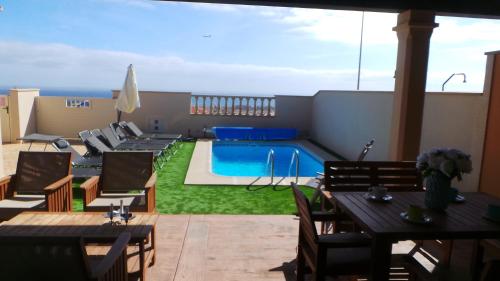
<box><xmin>89</xmin><ymin>232</ymin><xmax>131</xmax><ymax>279</ymax></box>
<box><xmin>144</xmin><ymin>172</ymin><xmax>157</xmax><ymax>190</ymax></box>
<box><xmin>44</xmin><ymin>175</ymin><xmax>74</xmax><ymax>192</ymax></box>
<box><xmin>144</xmin><ymin>172</ymin><xmax>157</xmax><ymax>212</ymax></box>
<box><xmin>0</xmin><ymin>175</ymin><xmax>13</xmax><ymax>200</ymax></box>
<box><xmin>80</xmin><ymin>176</ymin><xmax>100</xmax><ymax>190</ymax></box>
<box><xmin>81</xmin><ymin>176</ymin><xmax>100</xmax><ymax>210</ymax></box>
<box><xmin>317</xmin><ymin>233</ymin><xmax>372</xmax><ymax>248</ymax></box>
<box><xmin>43</xmin><ymin>175</ymin><xmax>74</xmax><ymax>212</ymax></box>
<box><xmin>0</xmin><ymin>175</ymin><xmax>12</xmax><ymax>185</ymax></box>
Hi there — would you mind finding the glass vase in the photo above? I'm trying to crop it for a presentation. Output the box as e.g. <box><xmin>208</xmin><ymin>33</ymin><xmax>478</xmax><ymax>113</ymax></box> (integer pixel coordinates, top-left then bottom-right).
<box><xmin>424</xmin><ymin>171</ymin><xmax>452</xmax><ymax>212</ymax></box>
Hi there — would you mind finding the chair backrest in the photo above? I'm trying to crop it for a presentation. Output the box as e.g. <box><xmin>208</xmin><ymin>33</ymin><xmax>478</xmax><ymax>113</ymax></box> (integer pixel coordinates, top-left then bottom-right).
<box><xmin>79</xmin><ymin>130</ymin><xmax>93</xmax><ymax>140</ymax></box>
<box><xmin>15</xmin><ymin>152</ymin><xmax>71</xmax><ymax>194</ymax></box>
<box><xmin>124</xmin><ymin>122</ymin><xmax>144</xmax><ymax>137</ymax></box>
<box><xmin>324</xmin><ymin>161</ymin><xmax>423</xmax><ymax>192</ymax></box>
<box><xmin>291</xmin><ymin>183</ymin><xmax>319</xmax><ymax>263</ymax></box>
<box><xmin>89</xmin><ymin>129</ymin><xmax>113</xmax><ymax>149</ymax></box>
<box><xmin>83</xmin><ymin>135</ymin><xmax>113</xmax><ymax>155</ymax></box>
<box><xmin>100</xmin><ymin>151</ymin><xmax>154</xmax><ymax>193</ymax></box>
<box><xmin>357</xmin><ymin>139</ymin><xmax>375</xmax><ymax>161</ymax></box>
<box><xmin>110</xmin><ymin>123</ymin><xmax>129</xmax><ymax>140</ymax></box>
<box><xmin>52</xmin><ymin>138</ymin><xmax>85</xmax><ymax>164</ymax></box>
<box><xmin>0</xmin><ymin>236</ymin><xmax>89</xmax><ymax>281</ymax></box>
<box><xmin>101</xmin><ymin>127</ymin><xmax>125</xmax><ymax>149</ymax></box>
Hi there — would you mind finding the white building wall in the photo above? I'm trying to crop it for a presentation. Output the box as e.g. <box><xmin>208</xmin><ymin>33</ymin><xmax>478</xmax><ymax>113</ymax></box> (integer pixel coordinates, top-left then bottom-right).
<box><xmin>310</xmin><ymin>90</ymin><xmax>488</xmax><ymax>191</ymax></box>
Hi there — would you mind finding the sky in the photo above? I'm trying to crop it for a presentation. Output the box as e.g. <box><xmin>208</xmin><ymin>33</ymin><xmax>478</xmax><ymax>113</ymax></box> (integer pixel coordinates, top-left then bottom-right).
<box><xmin>1</xmin><ymin>0</ymin><xmax>500</xmax><ymax>95</ymax></box>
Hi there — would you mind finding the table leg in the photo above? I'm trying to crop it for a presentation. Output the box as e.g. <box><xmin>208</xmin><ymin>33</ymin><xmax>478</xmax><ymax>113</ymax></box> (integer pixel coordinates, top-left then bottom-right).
<box><xmin>140</xmin><ymin>241</ymin><xmax>146</xmax><ymax>281</ymax></box>
<box><xmin>369</xmin><ymin>236</ymin><xmax>392</xmax><ymax>281</ymax></box>
<box><xmin>470</xmin><ymin>240</ymin><xmax>484</xmax><ymax>280</ymax></box>
<box><xmin>151</xmin><ymin>224</ymin><xmax>156</xmax><ymax>265</ymax></box>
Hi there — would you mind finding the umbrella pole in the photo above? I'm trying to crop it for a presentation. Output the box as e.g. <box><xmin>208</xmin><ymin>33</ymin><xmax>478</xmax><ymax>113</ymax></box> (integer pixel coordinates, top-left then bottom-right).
<box><xmin>117</xmin><ymin>110</ymin><xmax>122</xmax><ymax>122</ymax></box>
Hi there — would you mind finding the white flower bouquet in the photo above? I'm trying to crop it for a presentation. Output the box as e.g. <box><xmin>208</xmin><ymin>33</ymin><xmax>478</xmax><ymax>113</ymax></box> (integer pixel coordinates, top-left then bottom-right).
<box><xmin>416</xmin><ymin>148</ymin><xmax>472</xmax><ymax>181</ymax></box>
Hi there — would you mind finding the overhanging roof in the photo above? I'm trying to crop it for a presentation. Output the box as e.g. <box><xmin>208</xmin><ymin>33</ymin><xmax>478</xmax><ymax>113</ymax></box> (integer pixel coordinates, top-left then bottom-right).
<box><xmin>157</xmin><ymin>0</ymin><xmax>500</xmax><ymax>19</ymax></box>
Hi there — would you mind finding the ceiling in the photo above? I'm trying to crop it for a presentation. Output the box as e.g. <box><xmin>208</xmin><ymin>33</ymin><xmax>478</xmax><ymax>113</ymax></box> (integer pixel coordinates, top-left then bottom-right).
<box><xmin>156</xmin><ymin>0</ymin><xmax>500</xmax><ymax>19</ymax></box>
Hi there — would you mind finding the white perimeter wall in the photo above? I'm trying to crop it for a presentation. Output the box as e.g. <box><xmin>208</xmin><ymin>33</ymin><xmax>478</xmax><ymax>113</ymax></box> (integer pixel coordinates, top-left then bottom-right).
<box><xmin>36</xmin><ymin>92</ymin><xmax>313</xmax><ymax>139</ymax></box>
<box><xmin>311</xmin><ymin>90</ymin><xmax>489</xmax><ymax>192</ymax></box>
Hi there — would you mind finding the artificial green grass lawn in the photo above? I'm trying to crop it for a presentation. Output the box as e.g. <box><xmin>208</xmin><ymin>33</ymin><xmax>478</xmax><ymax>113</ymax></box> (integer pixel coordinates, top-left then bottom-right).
<box><xmin>72</xmin><ymin>142</ymin><xmax>314</xmax><ymax>214</ymax></box>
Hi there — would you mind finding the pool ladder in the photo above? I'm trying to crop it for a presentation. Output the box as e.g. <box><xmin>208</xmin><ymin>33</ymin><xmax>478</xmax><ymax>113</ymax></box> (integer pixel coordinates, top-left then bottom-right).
<box><xmin>267</xmin><ymin>149</ymin><xmax>275</xmax><ymax>183</ymax></box>
<box><xmin>289</xmin><ymin>149</ymin><xmax>300</xmax><ymax>184</ymax></box>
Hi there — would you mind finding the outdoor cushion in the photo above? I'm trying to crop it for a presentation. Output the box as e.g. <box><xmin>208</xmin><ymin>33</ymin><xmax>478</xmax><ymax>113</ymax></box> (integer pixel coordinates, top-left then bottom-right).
<box><xmin>54</xmin><ymin>139</ymin><xmax>69</xmax><ymax>149</ymax></box>
<box><xmin>0</xmin><ymin>194</ymin><xmax>46</xmax><ymax>209</ymax></box>
<box><xmin>86</xmin><ymin>193</ymin><xmax>146</xmax><ymax>209</ymax></box>
<box><xmin>324</xmin><ymin>247</ymin><xmax>370</xmax><ymax>275</ymax></box>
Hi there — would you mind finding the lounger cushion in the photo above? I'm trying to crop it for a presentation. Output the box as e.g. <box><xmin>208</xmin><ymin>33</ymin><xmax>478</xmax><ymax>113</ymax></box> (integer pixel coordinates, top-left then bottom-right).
<box><xmin>87</xmin><ymin>192</ymin><xmax>146</xmax><ymax>209</ymax></box>
<box><xmin>54</xmin><ymin>139</ymin><xmax>70</xmax><ymax>149</ymax></box>
<box><xmin>0</xmin><ymin>194</ymin><xmax>46</xmax><ymax>209</ymax></box>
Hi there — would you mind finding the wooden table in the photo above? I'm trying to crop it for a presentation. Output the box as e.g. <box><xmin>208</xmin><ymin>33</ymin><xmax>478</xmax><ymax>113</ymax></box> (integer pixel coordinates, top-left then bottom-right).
<box><xmin>324</xmin><ymin>191</ymin><xmax>500</xmax><ymax>281</ymax></box>
<box><xmin>0</xmin><ymin>212</ymin><xmax>158</xmax><ymax>281</ymax></box>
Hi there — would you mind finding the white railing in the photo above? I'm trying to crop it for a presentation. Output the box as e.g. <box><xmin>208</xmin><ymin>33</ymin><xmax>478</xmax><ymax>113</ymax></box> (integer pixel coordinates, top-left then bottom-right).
<box><xmin>190</xmin><ymin>95</ymin><xmax>276</xmax><ymax>117</ymax></box>
<box><xmin>65</xmin><ymin>98</ymin><xmax>91</xmax><ymax>108</ymax></box>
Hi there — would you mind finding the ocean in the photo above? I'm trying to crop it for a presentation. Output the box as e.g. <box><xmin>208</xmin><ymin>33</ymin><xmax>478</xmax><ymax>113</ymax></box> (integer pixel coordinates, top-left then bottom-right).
<box><xmin>0</xmin><ymin>88</ymin><xmax>112</xmax><ymax>98</ymax></box>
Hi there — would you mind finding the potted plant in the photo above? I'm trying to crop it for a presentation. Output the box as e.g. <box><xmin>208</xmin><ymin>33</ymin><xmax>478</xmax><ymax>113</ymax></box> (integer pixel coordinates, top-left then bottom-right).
<box><xmin>416</xmin><ymin>148</ymin><xmax>472</xmax><ymax>211</ymax></box>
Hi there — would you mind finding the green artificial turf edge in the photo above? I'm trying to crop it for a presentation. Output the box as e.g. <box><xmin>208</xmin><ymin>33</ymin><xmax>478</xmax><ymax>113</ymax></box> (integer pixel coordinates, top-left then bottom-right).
<box><xmin>72</xmin><ymin>141</ymin><xmax>315</xmax><ymax>214</ymax></box>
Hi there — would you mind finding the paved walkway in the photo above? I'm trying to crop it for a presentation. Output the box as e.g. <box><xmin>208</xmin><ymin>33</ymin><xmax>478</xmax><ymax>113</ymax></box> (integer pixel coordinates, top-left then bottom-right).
<box><xmin>148</xmin><ymin>215</ymin><xmax>475</xmax><ymax>281</ymax></box>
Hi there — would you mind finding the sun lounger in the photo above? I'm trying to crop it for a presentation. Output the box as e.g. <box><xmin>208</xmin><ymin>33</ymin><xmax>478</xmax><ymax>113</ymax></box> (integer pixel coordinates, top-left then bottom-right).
<box><xmin>119</xmin><ymin>121</ymin><xmax>182</xmax><ymax>140</ymax></box>
<box><xmin>79</xmin><ymin>130</ymin><xmax>165</xmax><ymax>170</ymax></box>
<box><xmin>51</xmin><ymin>138</ymin><xmax>101</xmax><ymax>178</ymax></box>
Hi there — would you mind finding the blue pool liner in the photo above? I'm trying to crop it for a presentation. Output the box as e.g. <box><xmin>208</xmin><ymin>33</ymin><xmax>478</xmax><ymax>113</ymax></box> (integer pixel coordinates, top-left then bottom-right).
<box><xmin>212</xmin><ymin>127</ymin><xmax>298</xmax><ymax>140</ymax></box>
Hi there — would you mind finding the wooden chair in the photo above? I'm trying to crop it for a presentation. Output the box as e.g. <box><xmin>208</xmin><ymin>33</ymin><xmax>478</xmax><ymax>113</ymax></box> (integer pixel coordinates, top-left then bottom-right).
<box><xmin>308</xmin><ymin>139</ymin><xmax>375</xmax><ymax>205</ymax></box>
<box><xmin>81</xmin><ymin>151</ymin><xmax>156</xmax><ymax>212</ymax></box>
<box><xmin>291</xmin><ymin>183</ymin><xmax>372</xmax><ymax>281</ymax></box>
<box><xmin>0</xmin><ymin>232</ymin><xmax>131</xmax><ymax>281</ymax></box>
<box><xmin>323</xmin><ymin>160</ymin><xmax>423</xmax><ymax>192</ymax></box>
<box><xmin>471</xmin><ymin>239</ymin><xmax>500</xmax><ymax>281</ymax></box>
<box><xmin>0</xmin><ymin>151</ymin><xmax>73</xmax><ymax>221</ymax></box>
<box><xmin>320</xmin><ymin>161</ymin><xmax>422</xmax><ymax>233</ymax></box>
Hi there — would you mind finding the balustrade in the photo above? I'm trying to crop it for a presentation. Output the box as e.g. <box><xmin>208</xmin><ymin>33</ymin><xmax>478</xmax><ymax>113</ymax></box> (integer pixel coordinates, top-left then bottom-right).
<box><xmin>190</xmin><ymin>95</ymin><xmax>276</xmax><ymax>117</ymax></box>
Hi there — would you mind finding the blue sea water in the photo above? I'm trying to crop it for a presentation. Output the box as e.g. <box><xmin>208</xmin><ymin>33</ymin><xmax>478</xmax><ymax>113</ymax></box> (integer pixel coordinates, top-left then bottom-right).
<box><xmin>212</xmin><ymin>141</ymin><xmax>323</xmax><ymax>177</ymax></box>
<box><xmin>0</xmin><ymin>88</ymin><xmax>111</xmax><ymax>98</ymax></box>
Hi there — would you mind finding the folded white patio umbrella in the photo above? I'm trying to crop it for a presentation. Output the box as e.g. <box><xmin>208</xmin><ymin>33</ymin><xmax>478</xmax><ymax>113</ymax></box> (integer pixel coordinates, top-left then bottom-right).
<box><xmin>115</xmin><ymin>64</ymin><xmax>140</xmax><ymax>121</ymax></box>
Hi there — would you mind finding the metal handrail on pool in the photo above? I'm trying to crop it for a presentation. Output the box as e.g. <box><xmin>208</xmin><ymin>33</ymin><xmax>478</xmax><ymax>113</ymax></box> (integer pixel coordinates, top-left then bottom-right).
<box><xmin>267</xmin><ymin>149</ymin><xmax>275</xmax><ymax>183</ymax></box>
<box><xmin>289</xmin><ymin>149</ymin><xmax>300</xmax><ymax>184</ymax></box>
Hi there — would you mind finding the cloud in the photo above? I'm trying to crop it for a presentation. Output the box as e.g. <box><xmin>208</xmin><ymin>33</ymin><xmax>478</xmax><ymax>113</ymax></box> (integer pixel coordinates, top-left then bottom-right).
<box><xmin>433</xmin><ymin>17</ymin><xmax>500</xmax><ymax>45</ymax></box>
<box><xmin>0</xmin><ymin>41</ymin><xmax>392</xmax><ymax>95</ymax></box>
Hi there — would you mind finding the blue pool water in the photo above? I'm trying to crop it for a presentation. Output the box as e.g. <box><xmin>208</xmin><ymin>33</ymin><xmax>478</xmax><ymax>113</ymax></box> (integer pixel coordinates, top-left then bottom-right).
<box><xmin>212</xmin><ymin>141</ymin><xmax>323</xmax><ymax>177</ymax></box>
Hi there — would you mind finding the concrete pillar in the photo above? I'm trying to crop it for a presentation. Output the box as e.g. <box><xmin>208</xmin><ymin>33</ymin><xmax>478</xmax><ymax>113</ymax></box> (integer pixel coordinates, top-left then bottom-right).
<box><xmin>8</xmin><ymin>89</ymin><xmax>39</xmax><ymax>143</ymax></box>
<box><xmin>389</xmin><ymin>10</ymin><xmax>438</xmax><ymax>160</ymax></box>
<box><xmin>479</xmin><ymin>51</ymin><xmax>500</xmax><ymax>198</ymax></box>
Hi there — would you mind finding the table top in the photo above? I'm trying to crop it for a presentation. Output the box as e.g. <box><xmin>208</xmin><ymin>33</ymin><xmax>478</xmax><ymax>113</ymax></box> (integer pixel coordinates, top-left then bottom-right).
<box><xmin>0</xmin><ymin>213</ymin><xmax>158</xmax><ymax>241</ymax></box>
<box><xmin>326</xmin><ymin>191</ymin><xmax>500</xmax><ymax>240</ymax></box>
<box><xmin>17</xmin><ymin>133</ymin><xmax>62</xmax><ymax>142</ymax></box>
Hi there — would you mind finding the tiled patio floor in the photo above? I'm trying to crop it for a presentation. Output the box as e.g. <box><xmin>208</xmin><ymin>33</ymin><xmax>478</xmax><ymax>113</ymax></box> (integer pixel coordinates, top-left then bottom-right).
<box><xmin>148</xmin><ymin>215</ymin><xmax>475</xmax><ymax>281</ymax></box>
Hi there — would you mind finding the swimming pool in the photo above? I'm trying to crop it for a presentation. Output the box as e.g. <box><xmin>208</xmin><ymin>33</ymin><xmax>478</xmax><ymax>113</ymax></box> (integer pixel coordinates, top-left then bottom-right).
<box><xmin>212</xmin><ymin>141</ymin><xmax>323</xmax><ymax>177</ymax></box>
